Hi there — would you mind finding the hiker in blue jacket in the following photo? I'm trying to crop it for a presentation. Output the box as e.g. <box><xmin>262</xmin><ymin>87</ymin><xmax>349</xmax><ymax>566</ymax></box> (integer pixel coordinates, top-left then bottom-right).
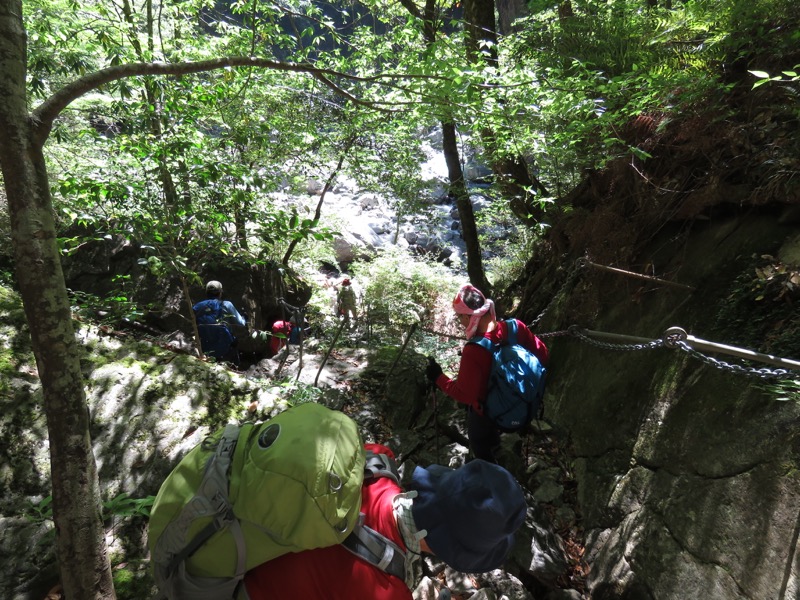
<box><xmin>192</xmin><ymin>280</ymin><xmax>247</xmax><ymax>365</ymax></box>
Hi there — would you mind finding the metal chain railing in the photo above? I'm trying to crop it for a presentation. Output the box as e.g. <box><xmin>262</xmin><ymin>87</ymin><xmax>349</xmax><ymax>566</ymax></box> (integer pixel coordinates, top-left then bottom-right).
<box><xmin>671</xmin><ymin>340</ymin><xmax>790</xmax><ymax>380</ymax></box>
<box><xmin>536</xmin><ymin>328</ymin><xmax>573</xmax><ymax>340</ymax></box>
<box><xmin>418</xmin><ymin>325</ymin><xmax>462</xmax><ymax>340</ymax></box>
<box><xmin>521</xmin><ymin>256</ymin><xmax>797</xmax><ymax>380</ymax></box>
<box><xmin>568</xmin><ymin>325</ymin><xmax>666</xmax><ymax>352</ymax></box>
<box><xmin>416</xmin><ymin>321</ymin><xmax>796</xmax><ymax>380</ymax></box>
<box><xmin>562</xmin><ymin>325</ymin><xmax>799</xmax><ymax>380</ymax></box>
<box><xmin>528</xmin><ymin>258</ymin><xmax>587</xmax><ymax>329</ymax></box>
<box><xmin>661</xmin><ymin>326</ymin><xmax>794</xmax><ymax>380</ymax></box>
<box><xmin>368</xmin><ymin>255</ymin><xmax>798</xmax><ymax>381</ymax></box>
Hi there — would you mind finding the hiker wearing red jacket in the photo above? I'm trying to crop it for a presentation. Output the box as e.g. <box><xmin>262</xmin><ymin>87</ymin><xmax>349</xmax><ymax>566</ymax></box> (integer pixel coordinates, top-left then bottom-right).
<box><xmin>426</xmin><ymin>284</ymin><xmax>550</xmax><ymax>463</ymax></box>
<box><xmin>268</xmin><ymin>319</ymin><xmax>293</xmax><ymax>356</ymax></box>
<box><xmin>243</xmin><ymin>443</ymin><xmax>527</xmax><ymax>600</ymax></box>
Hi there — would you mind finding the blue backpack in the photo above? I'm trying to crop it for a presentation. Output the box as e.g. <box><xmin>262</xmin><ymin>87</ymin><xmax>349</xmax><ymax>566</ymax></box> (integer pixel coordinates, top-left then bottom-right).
<box><xmin>193</xmin><ymin>299</ymin><xmax>225</xmax><ymax>325</ymax></box>
<box><xmin>469</xmin><ymin>319</ymin><xmax>547</xmax><ymax>432</ymax></box>
<box><xmin>193</xmin><ymin>299</ymin><xmax>235</xmax><ymax>361</ymax></box>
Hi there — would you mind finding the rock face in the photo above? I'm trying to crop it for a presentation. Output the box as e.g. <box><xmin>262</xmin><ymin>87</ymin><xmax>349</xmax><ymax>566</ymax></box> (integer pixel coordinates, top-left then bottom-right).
<box><xmin>540</xmin><ymin>216</ymin><xmax>800</xmax><ymax>600</ymax></box>
<box><xmin>515</xmin><ymin>90</ymin><xmax>800</xmax><ymax>599</ymax></box>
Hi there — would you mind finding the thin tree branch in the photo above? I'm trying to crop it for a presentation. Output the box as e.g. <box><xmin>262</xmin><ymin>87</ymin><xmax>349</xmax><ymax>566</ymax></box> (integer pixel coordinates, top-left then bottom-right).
<box><xmin>396</xmin><ymin>0</ymin><xmax>424</xmax><ymax>21</ymax></box>
<box><xmin>30</xmin><ymin>58</ymin><xmax>350</xmax><ymax>140</ymax></box>
<box><xmin>31</xmin><ymin>56</ymin><xmax>449</xmax><ymax>145</ymax></box>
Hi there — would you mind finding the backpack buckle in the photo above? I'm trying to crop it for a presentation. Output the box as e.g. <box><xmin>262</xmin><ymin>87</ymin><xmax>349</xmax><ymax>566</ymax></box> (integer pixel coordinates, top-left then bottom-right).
<box><xmin>214</xmin><ymin>507</ymin><xmax>236</xmax><ymax>528</ymax></box>
<box><xmin>211</xmin><ymin>491</ymin><xmax>234</xmax><ymax>518</ymax></box>
<box><xmin>328</xmin><ymin>471</ymin><xmax>343</xmax><ymax>491</ymax></box>
<box><xmin>216</xmin><ymin>424</ymin><xmax>240</xmax><ymax>459</ymax></box>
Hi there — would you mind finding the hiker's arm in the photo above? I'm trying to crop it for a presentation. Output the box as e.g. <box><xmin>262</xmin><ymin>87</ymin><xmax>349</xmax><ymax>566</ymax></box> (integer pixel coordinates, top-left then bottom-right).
<box><xmin>436</xmin><ymin>344</ymin><xmax>491</xmax><ymax>412</ymax></box>
<box><xmin>223</xmin><ymin>301</ymin><xmax>247</xmax><ymax>326</ymax></box>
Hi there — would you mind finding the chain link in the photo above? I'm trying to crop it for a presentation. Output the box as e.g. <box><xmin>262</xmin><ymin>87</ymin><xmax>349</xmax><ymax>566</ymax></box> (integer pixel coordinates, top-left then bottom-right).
<box><xmin>520</xmin><ymin>255</ymin><xmax>798</xmax><ymax>380</ymax></box>
<box><xmin>564</xmin><ymin>326</ymin><xmax>796</xmax><ymax>380</ymax></box>
<box><xmin>672</xmin><ymin>341</ymin><xmax>793</xmax><ymax>380</ymax></box>
<box><xmin>418</xmin><ymin>325</ymin><xmax>462</xmax><ymax>340</ymax></box>
<box><xmin>419</xmin><ymin>270</ymin><xmax>799</xmax><ymax>381</ymax></box>
<box><xmin>537</xmin><ymin>329</ymin><xmax>574</xmax><ymax>339</ymax></box>
<box><xmin>569</xmin><ymin>326</ymin><xmax>666</xmax><ymax>352</ymax></box>
<box><xmin>528</xmin><ymin>258</ymin><xmax>587</xmax><ymax>330</ymax></box>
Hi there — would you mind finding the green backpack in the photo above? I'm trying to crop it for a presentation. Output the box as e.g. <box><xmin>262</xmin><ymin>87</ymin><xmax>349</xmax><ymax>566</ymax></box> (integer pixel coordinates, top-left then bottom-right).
<box><xmin>149</xmin><ymin>402</ymin><xmax>402</xmax><ymax>600</ymax></box>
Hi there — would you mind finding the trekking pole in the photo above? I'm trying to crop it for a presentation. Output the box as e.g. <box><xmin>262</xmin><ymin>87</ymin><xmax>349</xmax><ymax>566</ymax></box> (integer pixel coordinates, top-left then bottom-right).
<box><xmin>275</xmin><ymin>342</ymin><xmax>290</xmax><ymax>378</ymax></box>
<box><xmin>294</xmin><ymin>309</ymin><xmax>304</xmax><ymax>382</ymax></box>
<box><xmin>315</xmin><ymin>315</ymin><xmax>347</xmax><ymax>387</ymax></box>
<box><xmin>365</xmin><ymin>301</ymin><xmax>372</xmax><ymax>343</ymax></box>
<box><xmin>430</xmin><ymin>383</ymin><xmax>441</xmax><ymax>464</ymax></box>
<box><xmin>384</xmin><ymin>322</ymin><xmax>418</xmax><ymax>385</ymax></box>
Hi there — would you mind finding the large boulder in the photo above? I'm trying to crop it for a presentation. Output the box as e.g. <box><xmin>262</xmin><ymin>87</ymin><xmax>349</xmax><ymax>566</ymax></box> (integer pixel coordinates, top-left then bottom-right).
<box><xmin>58</xmin><ymin>227</ymin><xmax>312</xmax><ymax>356</ymax></box>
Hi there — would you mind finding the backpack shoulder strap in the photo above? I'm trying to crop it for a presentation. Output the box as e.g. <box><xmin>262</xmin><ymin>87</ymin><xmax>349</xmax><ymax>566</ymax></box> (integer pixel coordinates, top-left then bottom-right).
<box><xmin>342</xmin><ymin>451</ymin><xmax>407</xmax><ymax>580</ymax></box>
<box><xmin>468</xmin><ymin>334</ymin><xmax>494</xmax><ymax>353</ymax></box>
<box><xmin>364</xmin><ymin>450</ymin><xmax>399</xmax><ymax>484</ymax></box>
<box><xmin>214</xmin><ymin>299</ymin><xmax>227</xmax><ymax>321</ymax></box>
<box><xmin>164</xmin><ymin>424</ymin><xmax>246</xmax><ymax>578</ymax></box>
<box><xmin>341</xmin><ymin>515</ymin><xmax>407</xmax><ymax>581</ymax></box>
<box><xmin>505</xmin><ymin>318</ymin><xmax>519</xmax><ymax>346</ymax></box>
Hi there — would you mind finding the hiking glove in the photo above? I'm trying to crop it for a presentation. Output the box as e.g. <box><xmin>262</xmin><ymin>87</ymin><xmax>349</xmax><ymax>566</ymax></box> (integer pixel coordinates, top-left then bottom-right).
<box><xmin>426</xmin><ymin>357</ymin><xmax>443</xmax><ymax>383</ymax></box>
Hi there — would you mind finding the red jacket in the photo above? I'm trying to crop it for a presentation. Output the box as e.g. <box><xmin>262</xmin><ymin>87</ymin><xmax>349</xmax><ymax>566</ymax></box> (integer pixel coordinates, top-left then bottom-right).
<box><xmin>435</xmin><ymin>319</ymin><xmax>549</xmax><ymax>415</ymax></box>
<box><xmin>269</xmin><ymin>320</ymin><xmax>293</xmax><ymax>355</ymax></box>
<box><xmin>243</xmin><ymin>444</ymin><xmax>411</xmax><ymax>600</ymax></box>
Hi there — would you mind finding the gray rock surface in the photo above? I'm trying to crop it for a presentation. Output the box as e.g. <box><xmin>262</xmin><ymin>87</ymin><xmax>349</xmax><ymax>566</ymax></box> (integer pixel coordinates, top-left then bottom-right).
<box><xmin>534</xmin><ymin>215</ymin><xmax>800</xmax><ymax>600</ymax></box>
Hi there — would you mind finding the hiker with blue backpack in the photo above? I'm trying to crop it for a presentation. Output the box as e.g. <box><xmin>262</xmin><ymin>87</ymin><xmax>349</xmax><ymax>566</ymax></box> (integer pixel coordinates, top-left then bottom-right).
<box><xmin>426</xmin><ymin>284</ymin><xmax>550</xmax><ymax>464</ymax></box>
<box><xmin>243</xmin><ymin>443</ymin><xmax>527</xmax><ymax>600</ymax></box>
<box><xmin>192</xmin><ymin>280</ymin><xmax>248</xmax><ymax>366</ymax></box>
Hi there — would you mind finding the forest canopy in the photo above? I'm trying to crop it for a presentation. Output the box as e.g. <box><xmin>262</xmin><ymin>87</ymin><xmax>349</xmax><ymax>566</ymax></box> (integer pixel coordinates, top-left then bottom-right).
<box><xmin>6</xmin><ymin>0</ymin><xmax>797</xmax><ymax>288</ymax></box>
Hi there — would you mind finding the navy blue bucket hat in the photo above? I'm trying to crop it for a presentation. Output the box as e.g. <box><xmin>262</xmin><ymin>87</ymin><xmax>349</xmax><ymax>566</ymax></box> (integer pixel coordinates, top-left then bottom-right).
<box><xmin>409</xmin><ymin>460</ymin><xmax>527</xmax><ymax>573</ymax></box>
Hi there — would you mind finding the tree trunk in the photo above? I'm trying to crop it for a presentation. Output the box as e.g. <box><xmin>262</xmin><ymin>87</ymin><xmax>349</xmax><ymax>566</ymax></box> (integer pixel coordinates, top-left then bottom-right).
<box><xmin>397</xmin><ymin>0</ymin><xmax>491</xmax><ymax>291</ymax></box>
<box><xmin>496</xmin><ymin>0</ymin><xmax>529</xmax><ymax>35</ymax></box>
<box><xmin>464</xmin><ymin>0</ymin><xmax>499</xmax><ymax>67</ymax></box>
<box><xmin>463</xmin><ymin>0</ymin><xmax>548</xmax><ymax>225</ymax></box>
<box><xmin>442</xmin><ymin>122</ymin><xmax>492</xmax><ymax>294</ymax></box>
<box><xmin>121</xmin><ymin>0</ymin><xmax>182</xmax><ymax>209</ymax></box>
<box><xmin>235</xmin><ymin>189</ymin><xmax>250</xmax><ymax>250</ymax></box>
<box><xmin>0</xmin><ymin>1</ymin><xmax>116</xmax><ymax>598</ymax></box>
